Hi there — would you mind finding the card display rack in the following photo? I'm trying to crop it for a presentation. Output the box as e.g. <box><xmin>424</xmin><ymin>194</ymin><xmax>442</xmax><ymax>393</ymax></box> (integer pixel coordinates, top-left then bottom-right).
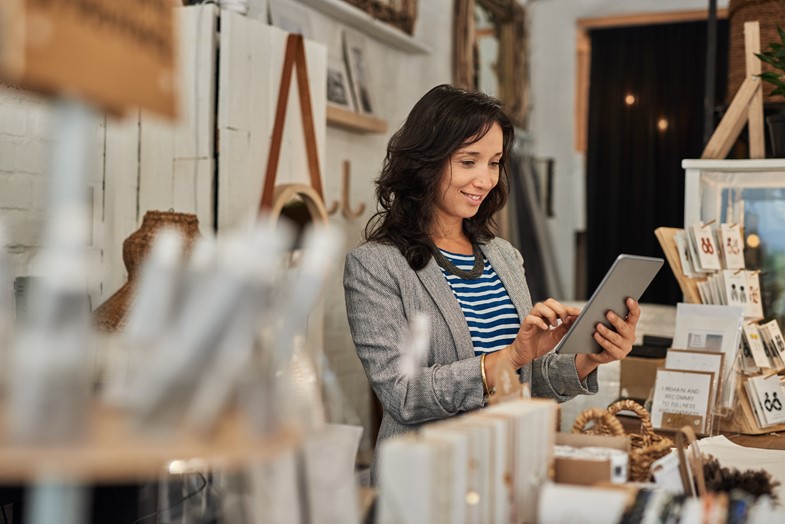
<box><xmin>718</xmin><ymin>373</ymin><xmax>785</xmax><ymax>436</ymax></box>
<box><xmin>654</xmin><ymin>227</ymin><xmax>703</xmax><ymax>304</ymax></box>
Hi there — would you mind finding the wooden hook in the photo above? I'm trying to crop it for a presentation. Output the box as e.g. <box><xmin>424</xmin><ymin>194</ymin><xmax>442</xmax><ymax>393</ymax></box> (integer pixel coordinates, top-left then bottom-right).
<box><xmin>328</xmin><ymin>160</ymin><xmax>366</xmax><ymax>220</ymax></box>
<box><xmin>701</xmin><ymin>219</ymin><xmax>716</xmax><ymax>229</ymax></box>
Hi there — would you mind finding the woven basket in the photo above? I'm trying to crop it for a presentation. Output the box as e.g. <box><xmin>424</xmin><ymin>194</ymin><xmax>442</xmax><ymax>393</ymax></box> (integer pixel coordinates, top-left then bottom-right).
<box><xmin>342</xmin><ymin>0</ymin><xmax>418</xmax><ymax>34</ymax></box>
<box><xmin>92</xmin><ymin>210</ymin><xmax>200</xmax><ymax>332</ymax></box>
<box><xmin>572</xmin><ymin>399</ymin><xmax>674</xmax><ymax>482</ymax></box>
<box><xmin>728</xmin><ymin>0</ymin><xmax>785</xmax><ymax>105</ymax></box>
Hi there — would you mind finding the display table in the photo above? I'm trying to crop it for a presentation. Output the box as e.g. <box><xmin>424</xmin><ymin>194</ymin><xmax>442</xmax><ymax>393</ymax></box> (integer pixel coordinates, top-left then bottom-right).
<box><xmin>617</xmin><ymin>412</ymin><xmax>785</xmax><ymax>500</ymax></box>
<box><xmin>617</xmin><ymin>413</ymin><xmax>785</xmax><ymax>450</ymax></box>
<box><xmin>724</xmin><ymin>432</ymin><xmax>785</xmax><ymax>451</ymax></box>
<box><xmin>0</xmin><ymin>403</ymin><xmax>300</xmax><ymax>483</ymax></box>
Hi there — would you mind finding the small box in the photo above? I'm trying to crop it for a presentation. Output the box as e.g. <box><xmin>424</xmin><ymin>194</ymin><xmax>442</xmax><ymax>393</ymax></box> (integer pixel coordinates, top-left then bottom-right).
<box><xmin>620</xmin><ymin>356</ymin><xmax>665</xmax><ymax>401</ymax></box>
<box><xmin>554</xmin><ymin>433</ymin><xmax>629</xmax><ymax>486</ymax></box>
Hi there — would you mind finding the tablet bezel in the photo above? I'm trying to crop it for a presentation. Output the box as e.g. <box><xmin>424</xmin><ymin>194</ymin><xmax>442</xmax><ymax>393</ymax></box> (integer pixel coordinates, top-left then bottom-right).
<box><xmin>554</xmin><ymin>254</ymin><xmax>664</xmax><ymax>355</ymax></box>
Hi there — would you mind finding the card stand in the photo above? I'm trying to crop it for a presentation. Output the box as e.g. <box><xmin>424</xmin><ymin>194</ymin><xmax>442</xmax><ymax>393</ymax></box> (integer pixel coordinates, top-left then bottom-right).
<box><xmin>654</xmin><ymin>227</ymin><xmax>704</xmax><ymax>304</ymax></box>
<box><xmin>706</xmin><ymin>355</ymin><xmax>739</xmax><ymax>438</ymax></box>
<box><xmin>718</xmin><ymin>373</ymin><xmax>785</xmax><ymax>435</ymax></box>
<box><xmin>705</xmin><ymin>388</ymin><xmax>729</xmax><ymax>438</ymax></box>
<box><xmin>0</xmin><ymin>401</ymin><xmax>301</xmax><ymax>483</ymax></box>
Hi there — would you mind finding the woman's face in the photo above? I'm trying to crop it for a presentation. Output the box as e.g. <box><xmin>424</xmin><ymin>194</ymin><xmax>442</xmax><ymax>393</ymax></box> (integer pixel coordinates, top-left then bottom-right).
<box><xmin>433</xmin><ymin>122</ymin><xmax>503</xmax><ymax>227</ymax></box>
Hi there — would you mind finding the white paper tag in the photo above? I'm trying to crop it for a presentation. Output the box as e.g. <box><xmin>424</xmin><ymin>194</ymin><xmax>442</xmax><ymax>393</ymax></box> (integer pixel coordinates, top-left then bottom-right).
<box><xmin>690</xmin><ymin>224</ymin><xmax>721</xmax><ymax>271</ymax></box>
<box><xmin>719</xmin><ymin>224</ymin><xmax>745</xmax><ymax>270</ymax></box>
<box><xmin>743</xmin><ymin>323</ymin><xmax>774</xmax><ymax>369</ymax></box>
<box><xmin>675</xmin><ymin>231</ymin><xmax>700</xmax><ymax>278</ymax></box>
<box><xmin>744</xmin><ymin>271</ymin><xmax>764</xmax><ymax>319</ymax></box>
<box><xmin>748</xmin><ymin>375</ymin><xmax>785</xmax><ymax>426</ymax></box>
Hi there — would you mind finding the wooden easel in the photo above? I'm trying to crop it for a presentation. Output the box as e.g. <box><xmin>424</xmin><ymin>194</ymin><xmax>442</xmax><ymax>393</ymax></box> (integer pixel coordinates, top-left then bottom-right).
<box><xmin>258</xmin><ymin>33</ymin><xmax>326</xmax><ymax>219</ymax></box>
<box><xmin>702</xmin><ymin>21</ymin><xmax>765</xmax><ymax>159</ymax></box>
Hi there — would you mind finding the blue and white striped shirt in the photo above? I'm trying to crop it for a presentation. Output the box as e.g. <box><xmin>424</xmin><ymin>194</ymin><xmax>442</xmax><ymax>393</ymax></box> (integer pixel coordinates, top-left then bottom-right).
<box><xmin>438</xmin><ymin>248</ymin><xmax>521</xmax><ymax>356</ymax></box>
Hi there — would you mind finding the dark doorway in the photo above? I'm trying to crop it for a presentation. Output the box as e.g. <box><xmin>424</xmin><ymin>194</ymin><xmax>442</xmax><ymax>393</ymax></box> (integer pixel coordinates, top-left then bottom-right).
<box><xmin>585</xmin><ymin>20</ymin><xmax>729</xmax><ymax>305</ymax></box>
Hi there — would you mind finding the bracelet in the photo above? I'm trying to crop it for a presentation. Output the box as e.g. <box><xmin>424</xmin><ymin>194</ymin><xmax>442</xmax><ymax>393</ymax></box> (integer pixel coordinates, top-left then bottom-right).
<box><xmin>480</xmin><ymin>353</ymin><xmax>495</xmax><ymax>397</ymax></box>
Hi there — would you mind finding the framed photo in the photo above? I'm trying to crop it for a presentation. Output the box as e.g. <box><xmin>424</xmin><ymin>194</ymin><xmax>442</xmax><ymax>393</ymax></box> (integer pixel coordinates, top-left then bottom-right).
<box><xmin>651</xmin><ymin>369</ymin><xmax>714</xmax><ymax>434</ymax></box>
<box><xmin>665</xmin><ymin>349</ymin><xmax>725</xmax><ymax>418</ymax></box>
<box><xmin>343</xmin><ymin>30</ymin><xmax>375</xmax><ymax>116</ymax></box>
<box><xmin>326</xmin><ymin>55</ymin><xmax>354</xmax><ymax>111</ymax></box>
<box><xmin>269</xmin><ymin>0</ymin><xmax>313</xmax><ymax>38</ymax></box>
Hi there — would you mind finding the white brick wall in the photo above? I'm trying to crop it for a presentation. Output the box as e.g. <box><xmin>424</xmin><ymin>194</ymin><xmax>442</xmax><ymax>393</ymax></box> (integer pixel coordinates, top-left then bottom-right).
<box><xmin>0</xmin><ymin>103</ymin><xmax>27</xmax><ymax>136</ymax></box>
<box><xmin>0</xmin><ymin>90</ymin><xmax>56</xmax><ymax>269</ymax></box>
<box><xmin>0</xmin><ymin>173</ymin><xmax>33</xmax><ymax>210</ymax></box>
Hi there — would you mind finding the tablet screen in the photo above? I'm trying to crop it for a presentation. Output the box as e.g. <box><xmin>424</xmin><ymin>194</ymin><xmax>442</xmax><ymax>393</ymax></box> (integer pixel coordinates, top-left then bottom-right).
<box><xmin>555</xmin><ymin>254</ymin><xmax>664</xmax><ymax>355</ymax></box>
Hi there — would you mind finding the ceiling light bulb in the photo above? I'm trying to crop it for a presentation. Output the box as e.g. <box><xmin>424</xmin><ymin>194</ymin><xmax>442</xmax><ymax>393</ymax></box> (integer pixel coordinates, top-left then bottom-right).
<box><xmin>657</xmin><ymin>118</ymin><xmax>668</xmax><ymax>131</ymax></box>
<box><xmin>625</xmin><ymin>94</ymin><xmax>635</xmax><ymax>105</ymax></box>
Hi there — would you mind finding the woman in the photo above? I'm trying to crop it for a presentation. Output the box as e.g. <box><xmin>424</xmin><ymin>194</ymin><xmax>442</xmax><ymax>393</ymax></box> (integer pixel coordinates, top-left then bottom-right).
<box><xmin>344</xmin><ymin>84</ymin><xmax>639</xmax><ymax>471</ymax></box>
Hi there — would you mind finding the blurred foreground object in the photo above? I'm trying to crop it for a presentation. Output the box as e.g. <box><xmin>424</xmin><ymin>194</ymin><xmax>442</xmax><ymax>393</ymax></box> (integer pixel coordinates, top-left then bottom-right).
<box><xmin>0</xmin><ymin>219</ymin><xmax>345</xmax><ymax>481</ymax></box>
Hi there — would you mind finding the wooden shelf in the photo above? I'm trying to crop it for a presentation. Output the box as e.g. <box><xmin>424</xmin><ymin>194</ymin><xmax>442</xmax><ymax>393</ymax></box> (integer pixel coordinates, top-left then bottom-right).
<box><xmin>327</xmin><ymin>105</ymin><xmax>387</xmax><ymax>134</ymax></box>
<box><xmin>293</xmin><ymin>0</ymin><xmax>429</xmax><ymax>54</ymax></box>
<box><xmin>0</xmin><ymin>404</ymin><xmax>300</xmax><ymax>483</ymax></box>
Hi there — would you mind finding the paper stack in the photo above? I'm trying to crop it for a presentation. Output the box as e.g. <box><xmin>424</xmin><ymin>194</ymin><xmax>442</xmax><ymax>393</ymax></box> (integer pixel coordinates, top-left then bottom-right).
<box><xmin>377</xmin><ymin>399</ymin><xmax>556</xmax><ymax>524</ymax></box>
<box><xmin>671</xmin><ymin>303</ymin><xmax>744</xmax><ymax>410</ymax></box>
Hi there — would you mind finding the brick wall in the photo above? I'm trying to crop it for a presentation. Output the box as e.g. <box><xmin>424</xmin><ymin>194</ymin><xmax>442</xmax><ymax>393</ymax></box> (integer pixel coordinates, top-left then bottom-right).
<box><xmin>0</xmin><ymin>88</ymin><xmax>58</xmax><ymax>277</ymax></box>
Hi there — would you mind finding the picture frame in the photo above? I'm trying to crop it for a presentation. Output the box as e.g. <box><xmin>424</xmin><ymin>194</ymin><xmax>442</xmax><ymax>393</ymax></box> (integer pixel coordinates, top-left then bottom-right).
<box><xmin>651</xmin><ymin>368</ymin><xmax>715</xmax><ymax>434</ymax></box>
<box><xmin>343</xmin><ymin>30</ymin><xmax>375</xmax><ymax>116</ymax></box>
<box><xmin>326</xmin><ymin>54</ymin><xmax>355</xmax><ymax>111</ymax></box>
<box><xmin>664</xmin><ymin>348</ymin><xmax>726</xmax><ymax>426</ymax></box>
<box><xmin>269</xmin><ymin>0</ymin><xmax>313</xmax><ymax>38</ymax></box>
<box><xmin>454</xmin><ymin>0</ymin><xmax>529</xmax><ymax>127</ymax></box>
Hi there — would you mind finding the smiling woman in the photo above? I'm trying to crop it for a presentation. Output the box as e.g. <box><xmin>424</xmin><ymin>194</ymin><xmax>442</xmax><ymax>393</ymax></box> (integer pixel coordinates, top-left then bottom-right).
<box><xmin>432</xmin><ymin>123</ymin><xmax>503</xmax><ymax>251</ymax></box>
<box><xmin>343</xmin><ymin>84</ymin><xmax>641</xmax><ymax>481</ymax></box>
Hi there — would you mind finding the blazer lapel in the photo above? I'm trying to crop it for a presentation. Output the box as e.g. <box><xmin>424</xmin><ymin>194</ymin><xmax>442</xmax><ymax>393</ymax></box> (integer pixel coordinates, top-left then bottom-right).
<box><xmin>416</xmin><ymin>259</ymin><xmax>476</xmax><ymax>360</ymax></box>
<box><xmin>480</xmin><ymin>241</ymin><xmax>532</xmax><ymax>320</ymax></box>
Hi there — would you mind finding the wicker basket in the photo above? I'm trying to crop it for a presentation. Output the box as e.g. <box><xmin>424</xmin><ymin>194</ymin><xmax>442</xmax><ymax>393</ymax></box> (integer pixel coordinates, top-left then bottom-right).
<box><xmin>92</xmin><ymin>210</ymin><xmax>200</xmax><ymax>332</ymax></box>
<box><xmin>342</xmin><ymin>0</ymin><xmax>418</xmax><ymax>35</ymax></box>
<box><xmin>572</xmin><ymin>399</ymin><xmax>674</xmax><ymax>482</ymax></box>
<box><xmin>728</xmin><ymin>0</ymin><xmax>785</xmax><ymax>105</ymax></box>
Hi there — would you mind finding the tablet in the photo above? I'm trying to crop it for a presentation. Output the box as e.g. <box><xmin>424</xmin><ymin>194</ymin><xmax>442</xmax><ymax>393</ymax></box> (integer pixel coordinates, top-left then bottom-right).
<box><xmin>554</xmin><ymin>254</ymin><xmax>664</xmax><ymax>355</ymax></box>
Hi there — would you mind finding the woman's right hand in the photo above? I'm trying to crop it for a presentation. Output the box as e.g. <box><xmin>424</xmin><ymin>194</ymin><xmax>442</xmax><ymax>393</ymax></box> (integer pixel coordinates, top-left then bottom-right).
<box><xmin>507</xmin><ymin>298</ymin><xmax>581</xmax><ymax>368</ymax></box>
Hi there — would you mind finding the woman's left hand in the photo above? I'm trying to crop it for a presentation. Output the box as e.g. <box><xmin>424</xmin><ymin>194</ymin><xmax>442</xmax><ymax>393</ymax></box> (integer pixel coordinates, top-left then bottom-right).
<box><xmin>583</xmin><ymin>297</ymin><xmax>641</xmax><ymax>365</ymax></box>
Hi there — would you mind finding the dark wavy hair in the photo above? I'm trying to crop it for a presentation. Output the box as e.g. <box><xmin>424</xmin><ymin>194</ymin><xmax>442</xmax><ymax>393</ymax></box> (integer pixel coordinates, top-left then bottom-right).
<box><xmin>364</xmin><ymin>84</ymin><xmax>515</xmax><ymax>271</ymax></box>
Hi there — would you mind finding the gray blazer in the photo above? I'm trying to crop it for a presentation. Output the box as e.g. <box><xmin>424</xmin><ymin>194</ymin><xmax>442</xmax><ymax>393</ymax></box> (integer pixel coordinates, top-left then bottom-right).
<box><xmin>344</xmin><ymin>238</ymin><xmax>598</xmax><ymax>466</ymax></box>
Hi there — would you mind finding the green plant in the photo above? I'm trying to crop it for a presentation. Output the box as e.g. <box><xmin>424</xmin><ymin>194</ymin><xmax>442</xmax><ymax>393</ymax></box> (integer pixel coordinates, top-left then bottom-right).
<box><xmin>756</xmin><ymin>26</ymin><xmax>785</xmax><ymax>97</ymax></box>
